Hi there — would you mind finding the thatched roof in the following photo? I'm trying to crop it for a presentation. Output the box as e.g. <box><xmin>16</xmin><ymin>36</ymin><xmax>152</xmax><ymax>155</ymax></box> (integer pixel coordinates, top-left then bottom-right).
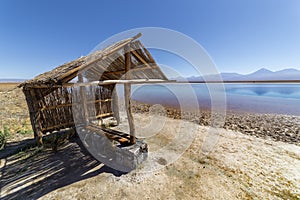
<box><xmin>19</xmin><ymin>33</ymin><xmax>167</xmax><ymax>88</ymax></box>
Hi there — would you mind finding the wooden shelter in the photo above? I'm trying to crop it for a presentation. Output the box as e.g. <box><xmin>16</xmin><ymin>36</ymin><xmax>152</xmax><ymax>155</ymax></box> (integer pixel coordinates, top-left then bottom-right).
<box><xmin>19</xmin><ymin>33</ymin><xmax>168</xmax><ymax>146</ymax></box>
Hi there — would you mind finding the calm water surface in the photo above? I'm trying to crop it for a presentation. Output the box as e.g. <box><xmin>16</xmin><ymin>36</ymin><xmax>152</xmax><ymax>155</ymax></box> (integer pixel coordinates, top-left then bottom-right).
<box><xmin>129</xmin><ymin>84</ymin><xmax>300</xmax><ymax>116</ymax></box>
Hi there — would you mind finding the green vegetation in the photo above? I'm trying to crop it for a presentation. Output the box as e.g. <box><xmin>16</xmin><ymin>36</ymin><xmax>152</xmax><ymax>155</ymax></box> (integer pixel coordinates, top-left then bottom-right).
<box><xmin>0</xmin><ymin>126</ymin><xmax>10</xmax><ymax>150</ymax></box>
<box><xmin>0</xmin><ymin>131</ymin><xmax>5</xmax><ymax>150</ymax></box>
<box><xmin>0</xmin><ymin>124</ymin><xmax>33</xmax><ymax>150</ymax></box>
<box><xmin>109</xmin><ymin>122</ymin><xmax>116</xmax><ymax>127</ymax></box>
<box><xmin>101</xmin><ymin>122</ymin><xmax>116</xmax><ymax>128</ymax></box>
<box><xmin>17</xmin><ymin>129</ymin><xmax>34</xmax><ymax>135</ymax></box>
<box><xmin>16</xmin><ymin>146</ymin><xmax>44</xmax><ymax>160</ymax></box>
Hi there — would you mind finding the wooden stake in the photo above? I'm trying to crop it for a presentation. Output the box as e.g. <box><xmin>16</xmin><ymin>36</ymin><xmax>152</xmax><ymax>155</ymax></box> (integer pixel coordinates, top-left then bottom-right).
<box><xmin>26</xmin><ymin>89</ymin><xmax>44</xmax><ymax>145</ymax></box>
<box><xmin>78</xmin><ymin>74</ymin><xmax>89</xmax><ymax>126</ymax></box>
<box><xmin>112</xmin><ymin>84</ymin><xmax>120</xmax><ymax>125</ymax></box>
<box><xmin>124</xmin><ymin>44</ymin><xmax>136</xmax><ymax>144</ymax></box>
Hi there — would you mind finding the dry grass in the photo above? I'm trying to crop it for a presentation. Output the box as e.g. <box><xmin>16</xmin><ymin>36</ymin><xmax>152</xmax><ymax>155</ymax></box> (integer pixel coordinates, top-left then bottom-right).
<box><xmin>0</xmin><ymin>83</ymin><xmax>33</xmax><ymax>144</ymax></box>
<box><xmin>0</xmin><ymin>83</ymin><xmax>19</xmax><ymax>91</ymax></box>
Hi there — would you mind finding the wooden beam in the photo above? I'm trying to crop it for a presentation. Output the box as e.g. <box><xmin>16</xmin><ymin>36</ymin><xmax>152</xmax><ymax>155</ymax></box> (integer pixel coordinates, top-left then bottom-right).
<box><xmin>41</xmin><ymin>122</ymin><xmax>75</xmax><ymax>131</ymax></box>
<box><xmin>89</xmin><ymin>112</ymin><xmax>114</xmax><ymax>119</ymax></box>
<box><xmin>27</xmin><ymin>79</ymin><xmax>173</xmax><ymax>88</ymax></box>
<box><xmin>23</xmin><ymin>89</ymin><xmax>39</xmax><ymax>143</ymax></box>
<box><xmin>130</xmin><ymin>49</ymin><xmax>153</xmax><ymax>69</ymax></box>
<box><xmin>28</xmin><ymin>89</ymin><xmax>44</xmax><ymax>145</ymax></box>
<box><xmin>102</xmin><ymin>64</ymin><xmax>160</xmax><ymax>76</ymax></box>
<box><xmin>130</xmin><ymin>41</ymin><xmax>151</xmax><ymax>63</ymax></box>
<box><xmin>112</xmin><ymin>84</ymin><xmax>120</xmax><ymax>125</ymax></box>
<box><xmin>61</xmin><ymin>72</ymin><xmax>80</xmax><ymax>84</ymax></box>
<box><xmin>78</xmin><ymin>74</ymin><xmax>89</xmax><ymax>126</ymax></box>
<box><xmin>137</xmin><ymin>41</ymin><xmax>168</xmax><ymax>80</ymax></box>
<box><xmin>28</xmin><ymin>79</ymin><xmax>300</xmax><ymax>89</ymax></box>
<box><xmin>124</xmin><ymin>44</ymin><xmax>136</xmax><ymax>144</ymax></box>
<box><xmin>137</xmin><ymin>40</ymin><xmax>156</xmax><ymax>63</ymax></box>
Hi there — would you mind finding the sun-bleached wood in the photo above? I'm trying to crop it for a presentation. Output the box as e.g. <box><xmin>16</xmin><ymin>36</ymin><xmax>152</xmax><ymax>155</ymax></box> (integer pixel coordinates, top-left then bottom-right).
<box><xmin>124</xmin><ymin>44</ymin><xmax>136</xmax><ymax>144</ymax></box>
<box><xmin>78</xmin><ymin>74</ymin><xmax>89</xmax><ymax>126</ymax></box>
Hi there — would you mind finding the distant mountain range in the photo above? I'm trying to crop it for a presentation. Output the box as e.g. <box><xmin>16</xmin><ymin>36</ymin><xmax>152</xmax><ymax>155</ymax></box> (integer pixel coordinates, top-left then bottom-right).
<box><xmin>178</xmin><ymin>68</ymin><xmax>300</xmax><ymax>82</ymax></box>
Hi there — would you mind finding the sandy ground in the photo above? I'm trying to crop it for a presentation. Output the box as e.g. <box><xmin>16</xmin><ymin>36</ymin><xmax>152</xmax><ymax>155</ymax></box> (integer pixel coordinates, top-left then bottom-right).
<box><xmin>0</xmin><ymin>84</ymin><xmax>299</xmax><ymax>199</ymax></box>
<box><xmin>1</xmin><ymin>112</ymin><xmax>299</xmax><ymax>199</ymax></box>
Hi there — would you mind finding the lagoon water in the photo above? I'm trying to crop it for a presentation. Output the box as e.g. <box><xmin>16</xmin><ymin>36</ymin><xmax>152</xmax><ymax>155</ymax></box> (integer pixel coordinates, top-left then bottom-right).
<box><xmin>129</xmin><ymin>84</ymin><xmax>300</xmax><ymax>116</ymax></box>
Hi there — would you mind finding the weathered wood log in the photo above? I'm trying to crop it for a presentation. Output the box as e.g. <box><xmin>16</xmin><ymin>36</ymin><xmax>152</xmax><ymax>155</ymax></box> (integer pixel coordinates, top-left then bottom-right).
<box><xmin>112</xmin><ymin>84</ymin><xmax>120</xmax><ymax>125</ymax></box>
<box><xmin>25</xmin><ymin>79</ymin><xmax>172</xmax><ymax>88</ymax></box>
<box><xmin>124</xmin><ymin>44</ymin><xmax>136</xmax><ymax>144</ymax></box>
<box><xmin>23</xmin><ymin>89</ymin><xmax>37</xmax><ymax>136</ymax></box>
<box><xmin>78</xmin><ymin>74</ymin><xmax>89</xmax><ymax>126</ymax></box>
<box><xmin>28</xmin><ymin>89</ymin><xmax>44</xmax><ymax>145</ymax></box>
<box><xmin>130</xmin><ymin>49</ymin><xmax>153</xmax><ymax>69</ymax></box>
<box><xmin>85</xmin><ymin>125</ymin><xmax>131</xmax><ymax>144</ymax></box>
<box><xmin>138</xmin><ymin>41</ymin><xmax>168</xmax><ymax>80</ymax></box>
<box><xmin>89</xmin><ymin>112</ymin><xmax>114</xmax><ymax>120</ymax></box>
<box><xmin>102</xmin><ymin>65</ymin><xmax>160</xmax><ymax>76</ymax></box>
<box><xmin>41</xmin><ymin>122</ymin><xmax>75</xmax><ymax>131</ymax></box>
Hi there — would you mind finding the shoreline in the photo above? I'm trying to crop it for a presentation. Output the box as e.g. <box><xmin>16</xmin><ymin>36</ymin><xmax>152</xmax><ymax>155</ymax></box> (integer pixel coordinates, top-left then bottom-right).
<box><xmin>132</xmin><ymin>101</ymin><xmax>300</xmax><ymax>146</ymax></box>
<box><xmin>2</xmin><ymin>111</ymin><xmax>300</xmax><ymax>199</ymax></box>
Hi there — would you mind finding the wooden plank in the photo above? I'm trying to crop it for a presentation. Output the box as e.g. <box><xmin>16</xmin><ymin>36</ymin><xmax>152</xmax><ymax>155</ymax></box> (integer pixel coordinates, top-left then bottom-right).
<box><xmin>100</xmin><ymin>126</ymin><xmax>132</xmax><ymax>139</ymax></box>
<box><xmin>89</xmin><ymin>112</ymin><xmax>114</xmax><ymax>119</ymax></box>
<box><xmin>93</xmin><ymin>99</ymin><xmax>112</xmax><ymax>103</ymax></box>
<box><xmin>85</xmin><ymin>125</ymin><xmax>131</xmax><ymax>144</ymax></box>
<box><xmin>41</xmin><ymin>122</ymin><xmax>75</xmax><ymax>131</ymax></box>
<box><xmin>78</xmin><ymin>74</ymin><xmax>89</xmax><ymax>126</ymax></box>
<box><xmin>124</xmin><ymin>44</ymin><xmax>136</xmax><ymax>144</ymax></box>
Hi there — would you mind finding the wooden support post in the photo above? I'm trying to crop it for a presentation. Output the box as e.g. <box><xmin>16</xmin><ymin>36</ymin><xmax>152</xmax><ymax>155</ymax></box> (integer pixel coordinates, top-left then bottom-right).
<box><xmin>112</xmin><ymin>84</ymin><xmax>120</xmax><ymax>125</ymax></box>
<box><xmin>124</xmin><ymin>44</ymin><xmax>136</xmax><ymax>144</ymax></box>
<box><xmin>25</xmin><ymin>88</ymin><xmax>44</xmax><ymax>145</ymax></box>
<box><xmin>78</xmin><ymin>74</ymin><xmax>89</xmax><ymax>126</ymax></box>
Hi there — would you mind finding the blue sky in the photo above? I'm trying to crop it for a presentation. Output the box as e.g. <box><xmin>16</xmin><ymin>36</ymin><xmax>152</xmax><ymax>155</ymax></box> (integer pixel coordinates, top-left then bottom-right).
<box><xmin>0</xmin><ymin>0</ymin><xmax>300</xmax><ymax>78</ymax></box>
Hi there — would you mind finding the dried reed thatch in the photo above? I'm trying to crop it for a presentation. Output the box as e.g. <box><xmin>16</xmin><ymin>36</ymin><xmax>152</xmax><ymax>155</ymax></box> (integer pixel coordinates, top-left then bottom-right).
<box><xmin>19</xmin><ymin>33</ymin><xmax>168</xmax><ymax>144</ymax></box>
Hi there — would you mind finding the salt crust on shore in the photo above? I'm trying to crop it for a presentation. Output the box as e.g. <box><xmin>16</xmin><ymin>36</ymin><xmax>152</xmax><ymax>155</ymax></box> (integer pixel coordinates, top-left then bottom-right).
<box><xmin>41</xmin><ymin>113</ymin><xmax>300</xmax><ymax>200</ymax></box>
